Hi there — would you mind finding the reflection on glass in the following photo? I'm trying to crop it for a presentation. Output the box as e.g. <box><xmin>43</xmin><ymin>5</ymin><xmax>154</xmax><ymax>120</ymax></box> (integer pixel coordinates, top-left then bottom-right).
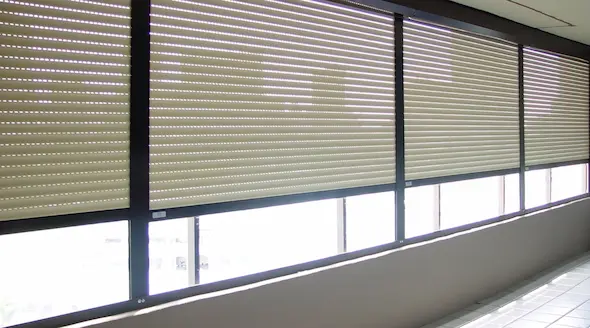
<box><xmin>199</xmin><ymin>199</ymin><xmax>338</xmax><ymax>284</ymax></box>
<box><xmin>440</xmin><ymin>177</ymin><xmax>502</xmax><ymax>230</ymax></box>
<box><xmin>345</xmin><ymin>191</ymin><xmax>395</xmax><ymax>251</ymax></box>
<box><xmin>551</xmin><ymin>164</ymin><xmax>588</xmax><ymax>202</ymax></box>
<box><xmin>525</xmin><ymin>169</ymin><xmax>550</xmax><ymax>209</ymax></box>
<box><xmin>405</xmin><ymin>185</ymin><xmax>438</xmax><ymax>238</ymax></box>
<box><xmin>149</xmin><ymin>218</ymin><xmax>192</xmax><ymax>295</ymax></box>
<box><xmin>0</xmin><ymin>222</ymin><xmax>129</xmax><ymax>327</ymax></box>
<box><xmin>504</xmin><ymin>174</ymin><xmax>520</xmax><ymax>214</ymax></box>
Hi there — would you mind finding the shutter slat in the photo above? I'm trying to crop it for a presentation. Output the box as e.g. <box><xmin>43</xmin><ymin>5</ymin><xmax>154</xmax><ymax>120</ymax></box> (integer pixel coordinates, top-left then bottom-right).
<box><xmin>149</xmin><ymin>0</ymin><xmax>395</xmax><ymax>209</ymax></box>
<box><xmin>404</xmin><ymin>19</ymin><xmax>519</xmax><ymax>181</ymax></box>
<box><xmin>524</xmin><ymin>47</ymin><xmax>590</xmax><ymax>166</ymax></box>
<box><xmin>0</xmin><ymin>0</ymin><xmax>130</xmax><ymax>221</ymax></box>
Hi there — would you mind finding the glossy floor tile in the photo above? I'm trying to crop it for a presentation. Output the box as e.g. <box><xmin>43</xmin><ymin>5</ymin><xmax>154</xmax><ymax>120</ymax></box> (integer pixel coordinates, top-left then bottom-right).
<box><xmin>421</xmin><ymin>254</ymin><xmax>590</xmax><ymax>328</ymax></box>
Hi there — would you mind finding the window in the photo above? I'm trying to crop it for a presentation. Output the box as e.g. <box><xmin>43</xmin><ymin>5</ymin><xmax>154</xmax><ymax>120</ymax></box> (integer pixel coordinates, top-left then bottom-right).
<box><xmin>525</xmin><ymin>169</ymin><xmax>551</xmax><ymax>209</ymax></box>
<box><xmin>0</xmin><ymin>222</ymin><xmax>129</xmax><ymax>327</ymax></box>
<box><xmin>198</xmin><ymin>199</ymin><xmax>339</xmax><ymax>285</ymax></box>
<box><xmin>525</xmin><ymin>164</ymin><xmax>588</xmax><ymax>209</ymax></box>
<box><xmin>148</xmin><ymin>194</ymin><xmax>402</xmax><ymax>292</ymax></box>
<box><xmin>551</xmin><ymin>164</ymin><xmax>588</xmax><ymax>202</ymax></box>
<box><xmin>504</xmin><ymin>174</ymin><xmax>521</xmax><ymax>214</ymax></box>
<box><xmin>405</xmin><ymin>173</ymin><xmax>518</xmax><ymax>237</ymax></box>
<box><xmin>199</xmin><ymin>199</ymin><xmax>338</xmax><ymax>284</ymax></box>
<box><xmin>1</xmin><ymin>1</ymin><xmax>590</xmax><ymax>325</ymax></box>
<box><xmin>149</xmin><ymin>218</ymin><xmax>194</xmax><ymax>295</ymax></box>
<box><xmin>405</xmin><ymin>185</ymin><xmax>439</xmax><ymax>238</ymax></box>
<box><xmin>440</xmin><ymin>176</ymin><xmax>503</xmax><ymax>229</ymax></box>
<box><xmin>345</xmin><ymin>191</ymin><xmax>395</xmax><ymax>251</ymax></box>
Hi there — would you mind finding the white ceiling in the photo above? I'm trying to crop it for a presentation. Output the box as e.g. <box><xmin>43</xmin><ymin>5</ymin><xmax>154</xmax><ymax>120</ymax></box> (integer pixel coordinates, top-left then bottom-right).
<box><xmin>451</xmin><ymin>0</ymin><xmax>590</xmax><ymax>45</ymax></box>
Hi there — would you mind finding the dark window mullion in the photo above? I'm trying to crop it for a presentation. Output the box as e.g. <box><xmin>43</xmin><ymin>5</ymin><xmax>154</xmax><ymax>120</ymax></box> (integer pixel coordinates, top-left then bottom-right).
<box><xmin>394</xmin><ymin>13</ymin><xmax>405</xmax><ymax>241</ymax></box>
<box><xmin>129</xmin><ymin>0</ymin><xmax>151</xmax><ymax>300</ymax></box>
<box><xmin>518</xmin><ymin>45</ymin><xmax>526</xmax><ymax>211</ymax></box>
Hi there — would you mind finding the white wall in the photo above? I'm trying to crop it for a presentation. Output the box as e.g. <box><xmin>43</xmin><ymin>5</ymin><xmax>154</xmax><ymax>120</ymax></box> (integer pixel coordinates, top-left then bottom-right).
<box><xmin>87</xmin><ymin>199</ymin><xmax>590</xmax><ymax>328</ymax></box>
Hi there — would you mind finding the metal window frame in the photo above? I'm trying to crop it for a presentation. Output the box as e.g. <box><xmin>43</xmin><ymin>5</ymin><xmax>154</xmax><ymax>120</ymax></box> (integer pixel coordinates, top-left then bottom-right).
<box><xmin>406</xmin><ymin>169</ymin><xmax>520</xmax><ymax>189</ymax></box>
<box><xmin>1</xmin><ymin>0</ymin><xmax>590</xmax><ymax>328</ymax></box>
<box><xmin>394</xmin><ymin>13</ymin><xmax>406</xmax><ymax>242</ymax></box>
<box><xmin>337</xmin><ymin>198</ymin><xmax>347</xmax><ymax>254</ymax></box>
<box><xmin>547</xmin><ymin>167</ymin><xmax>554</xmax><ymax>204</ymax></box>
<box><xmin>157</xmin><ymin>184</ymin><xmax>396</xmax><ymax>222</ymax></box>
<box><xmin>499</xmin><ymin>176</ymin><xmax>506</xmax><ymax>216</ymax></box>
<box><xmin>128</xmin><ymin>0</ymin><xmax>151</xmax><ymax>300</ymax></box>
<box><xmin>187</xmin><ymin>217</ymin><xmax>199</xmax><ymax>286</ymax></box>
<box><xmin>548</xmin><ymin>162</ymin><xmax>589</xmax><ymax>203</ymax></box>
<box><xmin>519</xmin><ymin>45</ymin><xmax>526</xmax><ymax>212</ymax></box>
<box><xmin>433</xmin><ymin>184</ymin><xmax>441</xmax><ymax>232</ymax></box>
<box><xmin>584</xmin><ymin>164</ymin><xmax>589</xmax><ymax>194</ymax></box>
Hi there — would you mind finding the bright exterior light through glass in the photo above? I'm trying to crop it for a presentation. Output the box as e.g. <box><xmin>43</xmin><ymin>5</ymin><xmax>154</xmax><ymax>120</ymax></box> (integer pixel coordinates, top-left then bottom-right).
<box><xmin>405</xmin><ymin>185</ymin><xmax>439</xmax><ymax>238</ymax></box>
<box><xmin>199</xmin><ymin>199</ymin><xmax>338</xmax><ymax>284</ymax></box>
<box><xmin>149</xmin><ymin>218</ymin><xmax>192</xmax><ymax>295</ymax></box>
<box><xmin>0</xmin><ymin>222</ymin><xmax>129</xmax><ymax>327</ymax></box>
<box><xmin>504</xmin><ymin>174</ymin><xmax>520</xmax><ymax>214</ymax></box>
<box><xmin>440</xmin><ymin>177</ymin><xmax>502</xmax><ymax>230</ymax></box>
<box><xmin>551</xmin><ymin>164</ymin><xmax>588</xmax><ymax>202</ymax></box>
<box><xmin>525</xmin><ymin>169</ymin><xmax>550</xmax><ymax>209</ymax></box>
<box><xmin>345</xmin><ymin>191</ymin><xmax>395</xmax><ymax>251</ymax></box>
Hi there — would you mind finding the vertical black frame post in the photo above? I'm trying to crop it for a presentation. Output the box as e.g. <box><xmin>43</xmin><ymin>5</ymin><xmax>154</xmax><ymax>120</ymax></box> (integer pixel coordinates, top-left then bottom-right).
<box><xmin>394</xmin><ymin>14</ymin><xmax>405</xmax><ymax>241</ymax></box>
<box><xmin>129</xmin><ymin>0</ymin><xmax>151</xmax><ymax>300</ymax></box>
<box><xmin>518</xmin><ymin>45</ymin><xmax>526</xmax><ymax>211</ymax></box>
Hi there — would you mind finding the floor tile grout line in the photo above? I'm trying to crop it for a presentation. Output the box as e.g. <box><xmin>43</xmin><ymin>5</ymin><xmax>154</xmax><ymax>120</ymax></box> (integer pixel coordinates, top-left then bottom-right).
<box><xmin>504</xmin><ymin>273</ymin><xmax>590</xmax><ymax>327</ymax></box>
<box><xmin>430</xmin><ymin>255</ymin><xmax>590</xmax><ymax>327</ymax></box>
<box><xmin>451</xmin><ymin>258</ymin><xmax>590</xmax><ymax>328</ymax></box>
<box><xmin>499</xmin><ymin>260</ymin><xmax>590</xmax><ymax>328</ymax></box>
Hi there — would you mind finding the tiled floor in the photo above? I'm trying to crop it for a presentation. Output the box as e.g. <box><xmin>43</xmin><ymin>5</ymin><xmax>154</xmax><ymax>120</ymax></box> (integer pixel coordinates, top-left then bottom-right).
<box><xmin>422</xmin><ymin>253</ymin><xmax>590</xmax><ymax>328</ymax></box>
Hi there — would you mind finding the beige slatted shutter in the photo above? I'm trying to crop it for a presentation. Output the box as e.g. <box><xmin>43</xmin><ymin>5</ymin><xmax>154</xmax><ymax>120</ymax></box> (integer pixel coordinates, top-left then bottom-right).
<box><xmin>149</xmin><ymin>0</ymin><xmax>395</xmax><ymax>210</ymax></box>
<box><xmin>404</xmin><ymin>19</ymin><xmax>519</xmax><ymax>181</ymax></box>
<box><xmin>524</xmin><ymin>48</ymin><xmax>590</xmax><ymax>167</ymax></box>
<box><xmin>0</xmin><ymin>0</ymin><xmax>130</xmax><ymax>221</ymax></box>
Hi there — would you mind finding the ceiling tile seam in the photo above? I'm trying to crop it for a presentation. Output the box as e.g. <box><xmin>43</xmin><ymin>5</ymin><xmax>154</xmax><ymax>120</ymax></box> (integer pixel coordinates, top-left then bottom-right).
<box><xmin>537</xmin><ymin>25</ymin><xmax>575</xmax><ymax>29</ymax></box>
<box><xmin>507</xmin><ymin>0</ymin><xmax>575</xmax><ymax>27</ymax></box>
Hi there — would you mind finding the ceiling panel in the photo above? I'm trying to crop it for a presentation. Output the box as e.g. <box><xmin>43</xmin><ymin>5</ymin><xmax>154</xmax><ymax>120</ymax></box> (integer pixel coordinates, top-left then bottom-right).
<box><xmin>514</xmin><ymin>0</ymin><xmax>588</xmax><ymax>24</ymax></box>
<box><xmin>451</xmin><ymin>0</ymin><xmax>564</xmax><ymax>28</ymax></box>
<box><xmin>542</xmin><ymin>26</ymin><xmax>590</xmax><ymax>45</ymax></box>
<box><xmin>451</xmin><ymin>0</ymin><xmax>590</xmax><ymax>45</ymax></box>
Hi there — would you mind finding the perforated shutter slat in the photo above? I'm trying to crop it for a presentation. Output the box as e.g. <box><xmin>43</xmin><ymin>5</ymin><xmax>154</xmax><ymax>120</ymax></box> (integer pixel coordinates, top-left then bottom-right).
<box><xmin>149</xmin><ymin>0</ymin><xmax>395</xmax><ymax>210</ymax></box>
<box><xmin>404</xmin><ymin>20</ymin><xmax>519</xmax><ymax>181</ymax></box>
<box><xmin>524</xmin><ymin>48</ymin><xmax>590</xmax><ymax>167</ymax></box>
<box><xmin>0</xmin><ymin>0</ymin><xmax>130</xmax><ymax>221</ymax></box>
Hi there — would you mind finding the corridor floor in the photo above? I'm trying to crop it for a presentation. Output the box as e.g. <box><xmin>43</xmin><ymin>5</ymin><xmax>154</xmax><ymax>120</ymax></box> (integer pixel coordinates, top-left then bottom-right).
<box><xmin>421</xmin><ymin>253</ymin><xmax>590</xmax><ymax>328</ymax></box>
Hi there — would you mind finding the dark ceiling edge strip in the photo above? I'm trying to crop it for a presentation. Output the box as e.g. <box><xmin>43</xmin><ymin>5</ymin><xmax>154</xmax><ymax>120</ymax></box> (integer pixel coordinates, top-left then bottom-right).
<box><xmin>381</xmin><ymin>0</ymin><xmax>590</xmax><ymax>60</ymax></box>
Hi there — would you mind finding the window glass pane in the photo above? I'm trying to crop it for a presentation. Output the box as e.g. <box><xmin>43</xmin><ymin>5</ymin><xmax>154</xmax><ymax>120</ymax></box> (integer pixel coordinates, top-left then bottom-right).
<box><xmin>526</xmin><ymin>169</ymin><xmax>550</xmax><ymax>209</ymax></box>
<box><xmin>405</xmin><ymin>185</ymin><xmax>439</xmax><ymax>238</ymax></box>
<box><xmin>0</xmin><ymin>222</ymin><xmax>129</xmax><ymax>327</ymax></box>
<box><xmin>199</xmin><ymin>199</ymin><xmax>338</xmax><ymax>284</ymax></box>
<box><xmin>149</xmin><ymin>218</ymin><xmax>193</xmax><ymax>295</ymax></box>
<box><xmin>345</xmin><ymin>191</ymin><xmax>395</xmax><ymax>252</ymax></box>
<box><xmin>504</xmin><ymin>174</ymin><xmax>520</xmax><ymax>214</ymax></box>
<box><xmin>551</xmin><ymin>164</ymin><xmax>588</xmax><ymax>202</ymax></box>
<box><xmin>440</xmin><ymin>177</ymin><xmax>502</xmax><ymax>230</ymax></box>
